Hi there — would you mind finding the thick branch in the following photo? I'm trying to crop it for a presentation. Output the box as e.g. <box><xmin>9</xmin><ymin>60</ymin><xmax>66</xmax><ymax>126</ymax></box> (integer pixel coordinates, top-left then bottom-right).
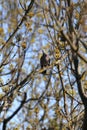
<box><xmin>60</xmin><ymin>32</ymin><xmax>87</xmax><ymax>63</ymax></box>
<box><xmin>73</xmin><ymin>54</ymin><xmax>87</xmax><ymax>105</ymax></box>
<box><xmin>2</xmin><ymin>93</ymin><xmax>26</xmax><ymax>130</ymax></box>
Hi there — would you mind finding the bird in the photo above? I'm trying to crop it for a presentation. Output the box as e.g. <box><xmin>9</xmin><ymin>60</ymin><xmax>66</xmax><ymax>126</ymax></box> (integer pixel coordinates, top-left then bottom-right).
<box><xmin>40</xmin><ymin>51</ymin><xmax>50</xmax><ymax>74</ymax></box>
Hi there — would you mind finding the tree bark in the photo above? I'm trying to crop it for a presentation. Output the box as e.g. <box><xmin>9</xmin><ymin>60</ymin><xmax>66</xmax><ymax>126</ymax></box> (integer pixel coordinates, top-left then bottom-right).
<box><xmin>82</xmin><ymin>107</ymin><xmax>87</xmax><ymax>130</ymax></box>
<box><xmin>73</xmin><ymin>53</ymin><xmax>87</xmax><ymax>130</ymax></box>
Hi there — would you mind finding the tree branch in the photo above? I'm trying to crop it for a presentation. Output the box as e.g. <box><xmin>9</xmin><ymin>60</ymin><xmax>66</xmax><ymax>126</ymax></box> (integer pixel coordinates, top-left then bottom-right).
<box><xmin>6</xmin><ymin>0</ymin><xmax>35</xmax><ymax>44</ymax></box>
<box><xmin>2</xmin><ymin>93</ymin><xmax>27</xmax><ymax>130</ymax></box>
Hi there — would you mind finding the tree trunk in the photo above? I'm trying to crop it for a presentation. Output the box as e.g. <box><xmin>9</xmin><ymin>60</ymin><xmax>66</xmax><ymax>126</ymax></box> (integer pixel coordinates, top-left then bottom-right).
<box><xmin>82</xmin><ymin>107</ymin><xmax>87</xmax><ymax>130</ymax></box>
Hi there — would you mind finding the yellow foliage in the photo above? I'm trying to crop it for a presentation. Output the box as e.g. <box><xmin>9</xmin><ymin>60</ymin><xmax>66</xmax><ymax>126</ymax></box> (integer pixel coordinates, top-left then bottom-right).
<box><xmin>21</xmin><ymin>42</ymin><xmax>27</xmax><ymax>49</ymax></box>
<box><xmin>25</xmin><ymin>22</ymin><xmax>32</xmax><ymax>28</ymax></box>
<box><xmin>0</xmin><ymin>93</ymin><xmax>4</xmax><ymax>99</ymax></box>
<box><xmin>36</xmin><ymin>12</ymin><xmax>43</xmax><ymax>17</ymax></box>
<box><xmin>42</xmin><ymin>104</ymin><xmax>48</xmax><ymax>111</ymax></box>
<box><xmin>29</xmin><ymin>119</ymin><xmax>33</xmax><ymax>123</ymax></box>
<box><xmin>54</xmin><ymin>47</ymin><xmax>61</xmax><ymax>60</ymax></box>
<box><xmin>68</xmin><ymin>89</ymin><xmax>76</xmax><ymax>96</ymax></box>
<box><xmin>9</xmin><ymin>64</ymin><xmax>14</xmax><ymax>70</ymax></box>
<box><xmin>0</xmin><ymin>27</ymin><xmax>4</xmax><ymax>33</ymax></box>
<box><xmin>34</xmin><ymin>107</ymin><xmax>39</xmax><ymax>113</ymax></box>
<box><xmin>10</xmin><ymin>18</ymin><xmax>17</xmax><ymax>24</ymax></box>
<box><xmin>0</xmin><ymin>78</ymin><xmax>4</xmax><ymax>85</ymax></box>
<box><xmin>25</xmin><ymin>21</ymin><xmax>33</xmax><ymax>32</ymax></box>
<box><xmin>42</xmin><ymin>44</ymin><xmax>50</xmax><ymax>50</ymax></box>
<box><xmin>43</xmin><ymin>76</ymin><xmax>48</xmax><ymax>81</ymax></box>
<box><xmin>0</xmin><ymin>118</ymin><xmax>3</xmax><ymax>122</ymax></box>
<box><xmin>38</xmin><ymin>28</ymin><xmax>44</xmax><ymax>34</ymax></box>
<box><xmin>82</xmin><ymin>23</ymin><xmax>87</xmax><ymax>32</ymax></box>
<box><xmin>10</xmin><ymin>18</ymin><xmax>17</xmax><ymax>28</ymax></box>
<box><xmin>8</xmin><ymin>28</ymin><xmax>13</xmax><ymax>33</ymax></box>
<box><xmin>28</xmin><ymin>111</ymin><xmax>32</xmax><ymax>116</ymax></box>
<box><xmin>13</xmin><ymin>127</ymin><xmax>20</xmax><ymax>130</ymax></box>
<box><xmin>44</xmin><ymin>7</ymin><xmax>49</xmax><ymax>12</ymax></box>
<box><xmin>18</xmin><ymin>8</ymin><xmax>23</xmax><ymax>14</ymax></box>
<box><xmin>0</xmin><ymin>27</ymin><xmax>4</xmax><ymax>36</ymax></box>
<box><xmin>28</xmin><ymin>27</ymin><xmax>33</xmax><ymax>32</ymax></box>
<box><xmin>0</xmin><ymin>67</ymin><xmax>3</xmax><ymax>72</ymax></box>
<box><xmin>30</xmin><ymin>38</ymin><xmax>35</xmax><ymax>43</ymax></box>
<box><xmin>28</xmin><ymin>12</ymin><xmax>34</xmax><ymax>18</ymax></box>
<box><xmin>2</xmin><ymin>86</ymin><xmax>9</xmax><ymax>93</ymax></box>
<box><xmin>0</xmin><ymin>38</ymin><xmax>6</xmax><ymax>45</ymax></box>
<box><xmin>59</xmin><ymin>41</ymin><xmax>67</xmax><ymax>49</ymax></box>
<box><xmin>26</xmin><ymin>126</ymin><xmax>31</xmax><ymax>130</ymax></box>
<box><xmin>84</xmin><ymin>81</ymin><xmax>87</xmax><ymax>89</ymax></box>
<box><xmin>55</xmin><ymin>109</ymin><xmax>60</xmax><ymax>115</ymax></box>
<box><xmin>54</xmin><ymin>92</ymin><xmax>59</xmax><ymax>100</ymax></box>
<box><xmin>75</xmin><ymin>12</ymin><xmax>80</xmax><ymax>19</ymax></box>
